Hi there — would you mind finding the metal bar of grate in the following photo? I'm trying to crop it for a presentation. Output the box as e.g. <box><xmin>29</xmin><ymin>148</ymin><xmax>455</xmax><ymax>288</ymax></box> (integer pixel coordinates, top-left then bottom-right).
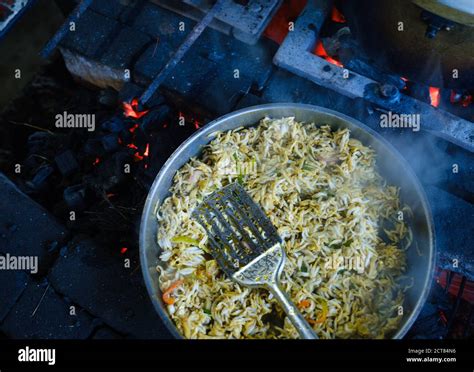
<box><xmin>445</xmin><ymin>270</ymin><xmax>454</xmax><ymax>294</ymax></box>
<box><xmin>40</xmin><ymin>0</ymin><xmax>93</xmax><ymax>58</ymax></box>
<box><xmin>139</xmin><ymin>0</ymin><xmax>225</xmax><ymax>105</ymax></box>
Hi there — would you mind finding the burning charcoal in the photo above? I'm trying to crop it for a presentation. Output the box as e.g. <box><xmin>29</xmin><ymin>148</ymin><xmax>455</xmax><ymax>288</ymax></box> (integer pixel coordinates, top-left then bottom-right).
<box><xmin>141</xmin><ymin>105</ymin><xmax>171</xmax><ymax>132</ymax></box>
<box><xmin>123</xmin><ymin>98</ymin><xmax>148</xmax><ymax>119</ymax></box>
<box><xmin>54</xmin><ymin>150</ymin><xmax>79</xmax><ymax>177</ymax></box>
<box><xmin>101</xmin><ymin>133</ymin><xmax>120</xmax><ymax>152</ymax></box>
<box><xmin>86</xmin><ymin>151</ymin><xmax>129</xmax><ymax>192</ymax></box>
<box><xmin>101</xmin><ymin>116</ymin><xmax>126</xmax><ymax>133</ymax></box>
<box><xmin>28</xmin><ymin>165</ymin><xmax>54</xmax><ymax>191</ymax></box>
<box><xmin>63</xmin><ymin>184</ymin><xmax>87</xmax><ymax>210</ymax></box>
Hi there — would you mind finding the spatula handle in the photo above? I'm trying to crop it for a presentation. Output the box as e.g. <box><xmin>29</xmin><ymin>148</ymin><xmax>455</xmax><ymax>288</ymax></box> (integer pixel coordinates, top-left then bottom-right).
<box><xmin>267</xmin><ymin>283</ymin><xmax>319</xmax><ymax>339</ymax></box>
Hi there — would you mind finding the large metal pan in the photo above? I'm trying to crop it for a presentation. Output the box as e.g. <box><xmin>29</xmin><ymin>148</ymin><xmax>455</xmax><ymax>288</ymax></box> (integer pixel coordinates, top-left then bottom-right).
<box><xmin>140</xmin><ymin>103</ymin><xmax>436</xmax><ymax>339</ymax></box>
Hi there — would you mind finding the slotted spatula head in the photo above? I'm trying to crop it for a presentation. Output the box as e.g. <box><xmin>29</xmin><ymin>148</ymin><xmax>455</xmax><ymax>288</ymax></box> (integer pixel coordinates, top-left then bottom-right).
<box><xmin>192</xmin><ymin>183</ymin><xmax>319</xmax><ymax>339</ymax></box>
<box><xmin>192</xmin><ymin>182</ymin><xmax>284</xmax><ymax>286</ymax></box>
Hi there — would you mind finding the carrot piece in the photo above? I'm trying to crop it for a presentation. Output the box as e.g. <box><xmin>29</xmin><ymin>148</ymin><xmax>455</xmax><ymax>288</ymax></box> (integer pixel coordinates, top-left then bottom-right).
<box><xmin>315</xmin><ymin>300</ymin><xmax>328</xmax><ymax>324</ymax></box>
<box><xmin>306</xmin><ymin>299</ymin><xmax>328</xmax><ymax>324</ymax></box>
<box><xmin>298</xmin><ymin>299</ymin><xmax>311</xmax><ymax>309</ymax></box>
<box><xmin>162</xmin><ymin>280</ymin><xmax>184</xmax><ymax>305</ymax></box>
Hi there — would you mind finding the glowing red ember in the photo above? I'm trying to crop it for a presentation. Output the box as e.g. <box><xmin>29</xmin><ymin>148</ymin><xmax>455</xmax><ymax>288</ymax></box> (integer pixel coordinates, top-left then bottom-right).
<box><xmin>429</xmin><ymin>87</ymin><xmax>440</xmax><ymax>108</ymax></box>
<box><xmin>331</xmin><ymin>6</ymin><xmax>346</xmax><ymax>23</ymax></box>
<box><xmin>133</xmin><ymin>152</ymin><xmax>144</xmax><ymax>162</ymax></box>
<box><xmin>263</xmin><ymin>0</ymin><xmax>307</xmax><ymax>44</ymax></box>
<box><xmin>122</xmin><ymin>98</ymin><xmax>149</xmax><ymax>119</ymax></box>
<box><xmin>128</xmin><ymin>123</ymin><xmax>139</xmax><ymax>133</ymax></box>
<box><xmin>314</xmin><ymin>40</ymin><xmax>343</xmax><ymax>67</ymax></box>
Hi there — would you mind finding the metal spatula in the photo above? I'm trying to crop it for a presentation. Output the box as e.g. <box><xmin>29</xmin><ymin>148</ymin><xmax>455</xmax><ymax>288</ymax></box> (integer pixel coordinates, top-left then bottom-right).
<box><xmin>192</xmin><ymin>182</ymin><xmax>318</xmax><ymax>339</ymax></box>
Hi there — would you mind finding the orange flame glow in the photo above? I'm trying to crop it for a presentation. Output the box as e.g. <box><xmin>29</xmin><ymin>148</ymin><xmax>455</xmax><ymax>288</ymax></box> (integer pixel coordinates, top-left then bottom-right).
<box><xmin>133</xmin><ymin>152</ymin><xmax>144</xmax><ymax>162</ymax></box>
<box><xmin>314</xmin><ymin>40</ymin><xmax>343</xmax><ymax>68</ymax></box>
<box><xmin>143</xmin><ymin>143</ymin><xmax>150</xmax><ymax>157</ymax></box>
<box><xmin>122</xmin><ymin>98</ymin><xmax>149</xmax><ymax>119</ymax></box>
<box><xmin>128</xmin><ymin>123</ymin><xmax>139</xmax><ymax>133</ymax></box>
<box><xmin>429</xmin><ymin>87</ymin><xmax>440</xmax><ymax>108</ymax></box>
<box><xmin>331</xmin><ymin>7</ymin><xmax>346</xmax><ymax>23</ymax></box>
